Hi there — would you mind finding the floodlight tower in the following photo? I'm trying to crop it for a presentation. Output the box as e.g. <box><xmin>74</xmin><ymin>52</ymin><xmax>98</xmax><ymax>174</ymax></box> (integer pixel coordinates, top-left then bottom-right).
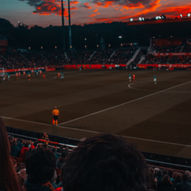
<box><xmin>61</xmin><ymin>0</ymin><xmax>66</xmax><ymax>50</ymax></box>
<box><xmin>68</xmin><ymin>0</ymin><xmax>72</xmax><ymax>49</ymax></box>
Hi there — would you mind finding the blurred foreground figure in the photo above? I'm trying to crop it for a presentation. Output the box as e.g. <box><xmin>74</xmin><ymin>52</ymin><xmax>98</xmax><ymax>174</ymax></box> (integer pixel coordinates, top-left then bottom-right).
<box><xmin>25</xmin><ymin>148</ymin><xmax>56</xmax><ymax>191</ymax></box>
<box><xmin>0</xmin><ymin>119</ymin><xmax>22</xmax><ymax>191</ymax></box>
<box><xmin>153</xmin><ymin>75</ymin><xmax>157</xmax><ymax>85</ymax></box>
<box><xmin>62</xmin><ymin>134</ymin><xmax>148</xmax><ymax>191</ymax></box>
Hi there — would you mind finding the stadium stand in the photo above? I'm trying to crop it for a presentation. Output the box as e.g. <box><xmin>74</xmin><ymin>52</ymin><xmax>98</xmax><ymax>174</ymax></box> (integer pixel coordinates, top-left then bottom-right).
<box><xmin>1</xmin><ymin>17</ymin><xmax>191</xmax><ymax>191</ymax></box>
<box><xmin>0</xmin><ymin>46</ymin><xmax>139</xmax><ymax>70</ymax></box>
<box><xmin>137</xmin><ymin>38</ymin><xmax>191</xmax><ymax>70</ymax></box>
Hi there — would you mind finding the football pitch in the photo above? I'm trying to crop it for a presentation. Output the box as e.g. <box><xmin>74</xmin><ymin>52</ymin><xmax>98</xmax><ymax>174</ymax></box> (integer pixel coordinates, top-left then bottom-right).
<box><xmin>1</xmin><ymin>69</ymin><xmax>191</xmax><ymax>158</ymax></box>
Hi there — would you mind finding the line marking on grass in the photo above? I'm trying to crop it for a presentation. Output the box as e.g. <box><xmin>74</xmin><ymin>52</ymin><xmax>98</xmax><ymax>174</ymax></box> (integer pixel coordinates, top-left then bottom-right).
<box><xmin>59</xmin><ymin>80</ymin><xmax>191</xmax><ymax>125</ymax></box>
<box><xmin>2</xmin><ymin>115</ymin><xmax>191</xmax><ymax>147</ymax></box>
<box><xmin>1</xmin><ymin>116</ymin><xmax>52</xmax><ymax>126</ymax></box>
<box><xmin>123</xmin><ymin>135</ymin><xmax>191</xmax><ymax>147</ymax></box>
<box><xmin>1</xmin><ymin>116</ymin><xmax>191</xmax><ymax>147</ymax></box>
<box><xmin>0</xmin><ymin>116</ymin><xmax>99</xmax><ymax>134</ymax></box>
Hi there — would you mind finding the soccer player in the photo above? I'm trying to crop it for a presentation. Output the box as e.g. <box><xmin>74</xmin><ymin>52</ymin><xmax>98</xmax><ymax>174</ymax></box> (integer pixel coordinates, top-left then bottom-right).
<box><xmin>57</xmin><ymin>72</ymin><xmax>61</xmax><ymax>79</ymax></box>
<box><xmin>27</xmin><ymin>73</ymin><xmax>31</xmax><ymax>81</ymax></box>
<box><xmin>2</xmin><ymin>75</ymin><xmax>6</xmax><ymax>81</ymax></box>
<box><xmin>153</xmin><ymin>75</ymin><xmax>157</xmax><ymax>85</ymax></box>
<box><xmin>128</xmin><ymin>73</ymin><xmax>132</xmax><ymax>82</ymax></box>
<box><xmin>132</xmin><ymin>74</ymin><xmax>136</xmax><ymax>82</ymax></box>
<box><xmin>35</xmin><ymin>70</ymin><xmax>39</xmax><ymax>76</ymax></box>
<box><xmin>42</xmin><ymin>73</ymin><xmax>46</xmax><ymax>79</ymax></box>
<box><xmin>60</xmin><ymin>72</ymin><xmax>64</xmax><ymax>79</ymax></box>
<box><xmin>7</xmin><ymin>73</ymin><xmax>10</xmax><ymax>80</ymax></box>
<box><xmin>52</xmin><ymin>106</ymin><xmax>60</xmax><ymax>126</ymax></box>
<box><xmin>16</xmin><ymin>72</ymin><xmax>19</xmax><ymax>79</ymax></box>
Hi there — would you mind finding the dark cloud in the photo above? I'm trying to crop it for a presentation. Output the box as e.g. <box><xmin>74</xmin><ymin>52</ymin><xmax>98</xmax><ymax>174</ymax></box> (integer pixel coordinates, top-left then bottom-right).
<box><xmin>92</xmin><ymin>0</ymin><xmax>159</xmax><ymax>8</ymax></box>
<box><xmin>19</xmin><ymin>0</ymin><xmax>78</xmax><ymax>15</ymax></box>
<box><xmin>19</xmin><ymin>0</ymin><xmax>61</xmax><ymax>15</ymax></box>
<box><xmin>80</xmin><ymin>2</ymin><xmax>92</xmax><ymax>9</ymax></box>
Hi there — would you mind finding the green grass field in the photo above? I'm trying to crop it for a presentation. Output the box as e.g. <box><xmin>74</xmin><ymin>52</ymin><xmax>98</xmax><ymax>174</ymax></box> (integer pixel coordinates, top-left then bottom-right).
<box><xmin>1</xmin><ymin>69</ymin><xmax>191</xmax><ymax>158</ymax></box>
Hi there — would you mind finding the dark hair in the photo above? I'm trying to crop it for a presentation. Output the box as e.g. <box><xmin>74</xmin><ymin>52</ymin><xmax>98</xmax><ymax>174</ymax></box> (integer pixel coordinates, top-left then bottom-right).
<box><xmin>62</xmin><ymin>134</ymin><xmax>148</xmax><ymax>191</ymax></box>
<box><xmin>0</xmin><ymin>119</ymin><xmax>22</xmax><ymax>191</ymax></box>
<box><xmin>161</xmin><ymin>174</ymin><xmax>172</xmax><ymax>185</ymax></box>
<box><xmin>25</xmin><ymin>148</ymin><xmax>56</xmax><ymax>184</ymax></box>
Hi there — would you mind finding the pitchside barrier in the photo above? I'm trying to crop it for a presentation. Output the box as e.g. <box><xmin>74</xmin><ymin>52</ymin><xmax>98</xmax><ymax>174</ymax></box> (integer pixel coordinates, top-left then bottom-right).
<box><xmin>6</xmin><ymin>126</ymin><xmax>191</xmax><ymax>171</ymax></box>
<box><xmin>137</xmin><ymin>63</ymin><xmax>191</xmax><ymax>70</ymax></box>
<box><xmin>0</xmin><ymin>64</ymin><xmax>128</xmax><ymax>75</ymax></box>
<box><xmin>1</xmin><ymin>63</ymin><xmax>191</xmax><ymax>74</ymax></box>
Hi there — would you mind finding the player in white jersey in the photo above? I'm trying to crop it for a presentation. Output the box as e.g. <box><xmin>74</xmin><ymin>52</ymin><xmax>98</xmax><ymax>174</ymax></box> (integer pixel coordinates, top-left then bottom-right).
<box><xmin>153</xmin><ymin>75</ymin><xmax>157</xmax><ymax>85</ymax></box>
<box><xmin>128</xmin><ymin>73</ymin><xmax>132</xmax><ymax>83</ymax></box>
<box><xmin>60</xmin><ymin>72</ymin><xmax>64</xmax><ymax>79</ymax></box>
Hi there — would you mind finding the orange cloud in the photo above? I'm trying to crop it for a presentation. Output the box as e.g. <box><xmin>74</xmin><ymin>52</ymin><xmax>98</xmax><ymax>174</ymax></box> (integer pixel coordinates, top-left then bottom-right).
<box><xmin>157</xmin><ymin>5</ymin><xmax>191</xmax><ymax>17</ymax></box>
<box><xmin>23</xmin><ymin>0</ymin><xmax>79</xmax><ymax>16</ymax></box>
<box><xmin>93</xmin><ymin>9</ymin><xmax>98</xmax><ymax>13</ymax></box>
<box><xmin>20</xmin><ymin>0</ymin><xmax>191</xmax><ymax>26</ymax></box>
<box><xmin>95</xmin><ymin>1</ymin><xmax>113</xmax><ymax>8</ymax></box>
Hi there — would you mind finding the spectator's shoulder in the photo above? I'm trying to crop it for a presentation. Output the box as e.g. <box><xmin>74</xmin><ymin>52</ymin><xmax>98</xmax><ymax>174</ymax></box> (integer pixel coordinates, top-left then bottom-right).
<box><xmin>26</xmin><ymin>182</ymin><xmax>54</xmax><ymax>191</ymax></box>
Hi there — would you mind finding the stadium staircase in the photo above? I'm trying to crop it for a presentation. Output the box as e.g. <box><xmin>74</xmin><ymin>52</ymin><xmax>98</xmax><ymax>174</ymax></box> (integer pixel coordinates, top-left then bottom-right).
<box><xmin>108</xmin><ymin>50</ymin><xmax>116</xmax><ymax>61</ymax></box>
<box><xmin>138</xmin><ymin>55</ymin><xmax>145</xmax><ymax>65</ymax></box>
<box><xmin>88</xmin><ymin>51</ymin><xmax>96</xmax><ymax>61</ymax></box>
<box><xmin>64</xmin><ymin>52</ymin><xmax>69</xmax><ymax>61</ymax></box>
<box><xmin>126</xmin><ymin>48</ymin><xmax>141</xmax><ymax>68</ymax></box>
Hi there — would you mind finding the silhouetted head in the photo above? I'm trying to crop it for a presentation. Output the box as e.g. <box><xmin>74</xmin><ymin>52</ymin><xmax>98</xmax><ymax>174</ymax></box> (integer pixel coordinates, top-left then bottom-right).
<box><xmin>62</xmin><ymin>134</ymin><xmax>148</xmax><ymax>191</ymax></box>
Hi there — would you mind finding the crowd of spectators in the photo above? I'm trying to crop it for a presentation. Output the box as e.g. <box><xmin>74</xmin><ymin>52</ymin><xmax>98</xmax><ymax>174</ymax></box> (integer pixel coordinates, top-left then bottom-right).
<box><xmin>0</xmin><ymin>47</ymin><xmax>138</xmax><ymax>70</ymax></box>
<box><xmin>142</xmin><ymin>54</ymin><xmax>191</xmax><ymax>65</ymax></box>
<box><xmin>139</xmin><ymin>38</ymin><xmax>191</xmax><ymax>66</ymax></box>
<box><xmin>152</xmin><ymin>39</ymin><xmax>191</xmax><ymax>53</ymax></box>
<box><xmin>0</xmin><ymin>119</ymin><xmax>191</xmax><ymax>191</ymax></box>
<box><xmin>87</xmin><ymin>49</ymin><xmax>114</xmax><ymax>65</ymax></box>
<box><xmin>107</xmin><ymin>47</ymin><xmax>136</xmax><ymax>65</ymax></box>
<box><xmin>0</xmin><ymin>50</ymin><xmax>69</xmax><ymax>69</ymax></box>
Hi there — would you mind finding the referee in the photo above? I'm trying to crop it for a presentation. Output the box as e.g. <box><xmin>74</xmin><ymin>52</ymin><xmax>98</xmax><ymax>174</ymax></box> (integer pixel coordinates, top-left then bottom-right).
<box><xmin>52</xmin><ymin>106</ymin><xmax>60</xmax><ymax>126</ymax></box>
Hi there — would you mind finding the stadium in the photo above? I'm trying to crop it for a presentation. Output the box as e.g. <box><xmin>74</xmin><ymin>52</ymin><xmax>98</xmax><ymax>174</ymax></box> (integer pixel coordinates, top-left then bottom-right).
<box><xmin>1</xmin><ymin>1</ymin><xmax>191</xmax><ymax>191</ymax></box>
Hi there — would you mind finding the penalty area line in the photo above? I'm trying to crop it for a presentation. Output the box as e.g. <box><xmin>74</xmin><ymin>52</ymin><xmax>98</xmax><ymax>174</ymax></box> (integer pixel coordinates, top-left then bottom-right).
<box><xmin>59</xmin><ymin>80</ymin><xmax>191</xmax><ymax>126</ymax></box>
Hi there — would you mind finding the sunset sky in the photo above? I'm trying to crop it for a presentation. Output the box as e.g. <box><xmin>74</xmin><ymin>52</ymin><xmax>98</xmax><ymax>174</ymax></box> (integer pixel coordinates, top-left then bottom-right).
<box><xmin>1</xmin><ymin>0</ymin><xmax>191</xmax><ymax>27</ymax></box>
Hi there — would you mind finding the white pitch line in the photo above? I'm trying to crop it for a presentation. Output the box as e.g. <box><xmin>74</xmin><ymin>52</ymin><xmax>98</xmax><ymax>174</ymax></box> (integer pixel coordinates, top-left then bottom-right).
<box><xmin>59</xmin><ymin>80</ymin><xmax>191</xmax><ymax>125</ymax></box>
<box><xmin>128</xmin><ymin>83</ymin><xmax>133</xmax><ymax>89</ymax></box>
<box><xmin>0</xmin><ymin>116</ymin><xmax>99</xmax><ymax>134</ymax></box>
<box><xmin>1</xmin><ymin>116</ymin><xmax>191</xmax><ymax>147</ymax></box>
<box><xmin>1</xmin><ymin>116</ymin><xmax>52</xmax><ymax>127</ymax></box>
<box><xmin>123</xmin><ymin>135</ymin><xmax>191</xmax><ymax>147</ymax></box>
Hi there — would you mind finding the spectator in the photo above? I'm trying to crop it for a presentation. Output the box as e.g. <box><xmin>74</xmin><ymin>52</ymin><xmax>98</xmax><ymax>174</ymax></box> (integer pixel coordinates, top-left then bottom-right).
<box><xmin>62</xmin><ymin>134</ymin><xmax>148</xmax><ymax>191</ymax></box>
<box><xmin>173</xmin><ymin>172</ymin><xmax>183</xmax><ymax>190</ymax></box>
<box><xmin>175</xmin><ymin>171</ymin><xmax>191</xmax><ymax>191</ymax></box>
<box><xmin>0</xmin><ymin>119</ymin><xmax>22</xmax><ymax>191</ymax></box>
<box><xmin>25</xmin><ymin>148</ymin><xmax>56</xmax><ymax>191</ymax></box>
<box><xmin>157</xmin><ymin>174</ymin><xmax>173</xmax><ymax>191</ymax></box>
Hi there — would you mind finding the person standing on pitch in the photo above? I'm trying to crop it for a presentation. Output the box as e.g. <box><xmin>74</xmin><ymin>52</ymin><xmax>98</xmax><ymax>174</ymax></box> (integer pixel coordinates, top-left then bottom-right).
<box><xmin>128</xmin><ymin>73</ymin><xmax>132</xmax><ymax>82</ymax></box>
<box><xmin>153</xmin><ymin>75</ymin><xmax>157</xmax><ymax>85</ymax></box>
<box><xmin>52</xmin><ymin>106</ymin><xmax>60</xmax><ymax>126</ymax></box>
<box><xmin>60</xmin><ymin>72</ymin><xmax>64</xmax><ymax>79</ymax></box>
<box><xmin>57</xmin><ymin>72</ymin><xmax>61</xmax><ymax>79</ymax></box>
<box><xmin>132</xmin><ymin>74</ymin><xmax>136</xmax><ymax>82</ymax></box>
